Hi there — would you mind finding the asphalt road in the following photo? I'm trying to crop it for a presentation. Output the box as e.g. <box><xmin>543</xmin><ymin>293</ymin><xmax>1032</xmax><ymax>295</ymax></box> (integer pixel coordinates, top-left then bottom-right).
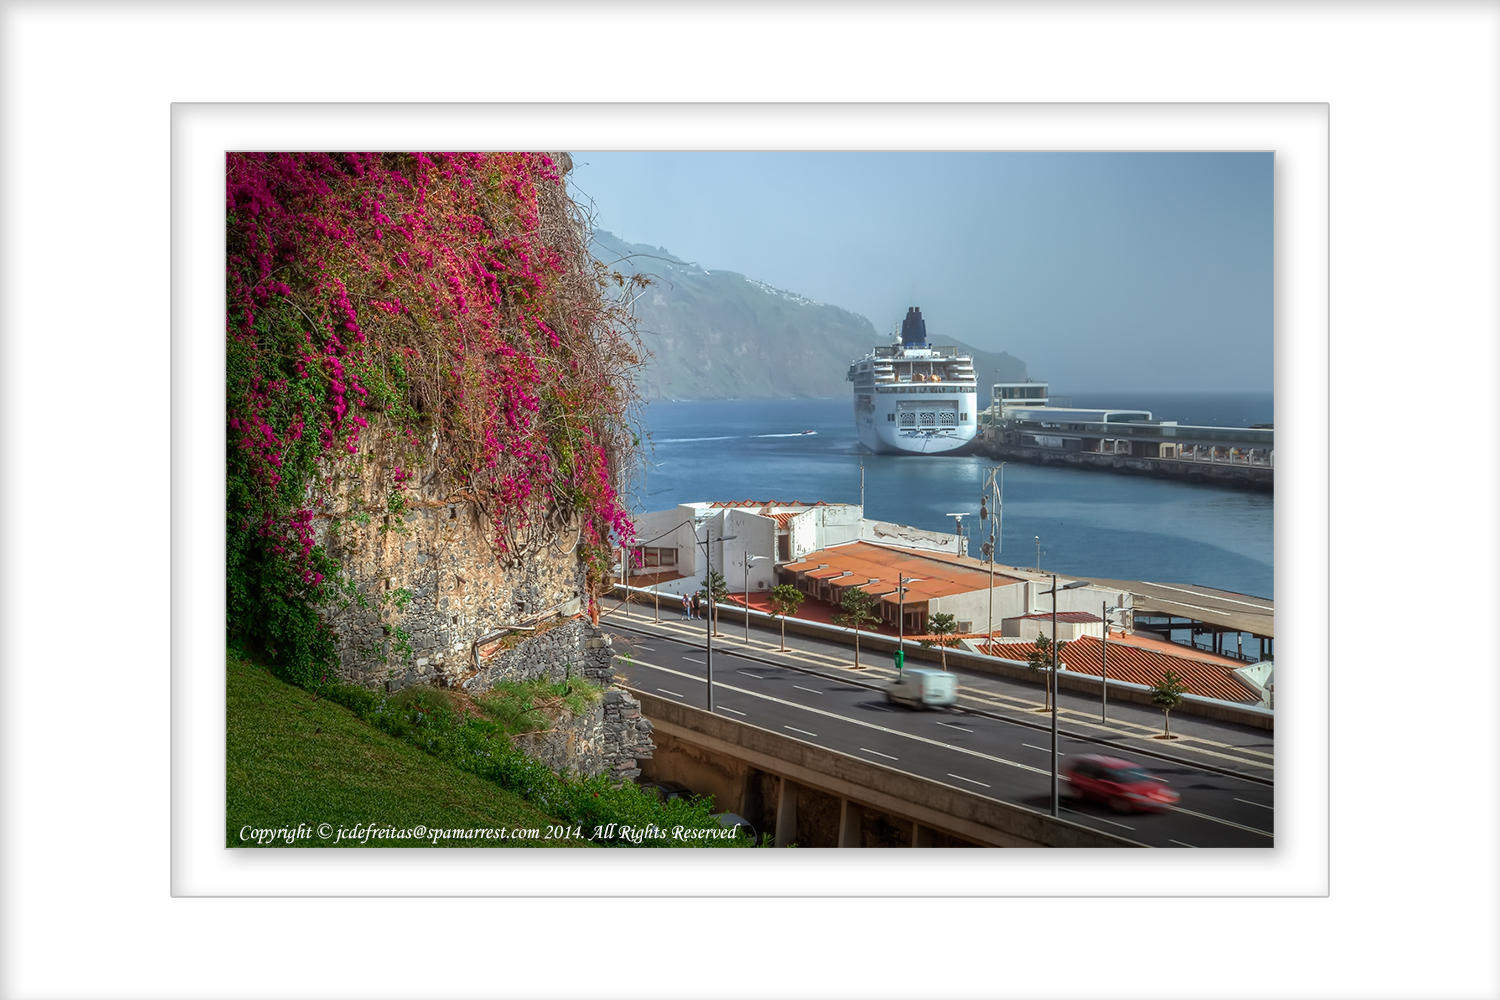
<box><xmin>606</xmin><ymin>607</ymin><xmax>1274</xmax><ymax>848</ymax></box>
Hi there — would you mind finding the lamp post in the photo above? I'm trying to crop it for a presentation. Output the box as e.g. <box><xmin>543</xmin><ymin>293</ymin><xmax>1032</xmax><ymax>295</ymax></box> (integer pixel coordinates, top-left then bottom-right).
<box><xmin>1042</xmin><ymin>575</ymin><xmax>1089</xmax><ymax>816</ymax></box>
<box><xmin>982</xmin><ymin>464</ymin><xmax>1005</xmax><ymax>646</ymax></box>
<box><xmin>742</xmin><ymin>552</ymin><xmax>767</xmax><ymax>645</ymax></box>
<box><xmin>698</xmin><ymin>524</ymin><xmax>738</xmax><ymax>713</ymax></box>
<box><xmin>895</xmin><ymin>573</ymin><xmax>925</xmax><ymax>677</ymax></box>
<box><xmin>1100</xmin><ymin>602</ymin><xmax>1128</xmax><ymax>722</ymax></box>
<box><xmin>1035</xmin><ymin>535</ymin><xmax>1041</xmax><ymax>572</ymax></box>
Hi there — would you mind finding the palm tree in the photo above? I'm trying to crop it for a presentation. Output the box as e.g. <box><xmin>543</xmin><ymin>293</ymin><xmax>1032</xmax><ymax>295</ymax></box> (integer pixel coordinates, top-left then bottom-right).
<box><xmin>1026</xmin><ymin>632</ymin><xmax>1066</xmax><ymax>711</ymax></box>
<box><xmin>768</xmin><ymin>584</ymin><xmax>805</xmax><ymax>651</ymax></box>
<box><xmin>834</xmin><ymin>587</ymin><xmax>880</xmax><ymax>669</ymax></box>
<box><xmin>922</xmin><ymin>612</ymin><xmax>960</xmax><ymax>669</ymax></box>
<box><xmin>1152</xmin><ymin>668</ymin><xmax>1187</xmax><ymax>738</ymax></box>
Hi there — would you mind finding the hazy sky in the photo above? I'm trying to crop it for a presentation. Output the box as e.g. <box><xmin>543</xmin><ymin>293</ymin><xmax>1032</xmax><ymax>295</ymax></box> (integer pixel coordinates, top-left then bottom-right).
<box><xmin>567</xmin><ymin>152</ymin><xmax>1272</xmax><ymax>394</ymax></box>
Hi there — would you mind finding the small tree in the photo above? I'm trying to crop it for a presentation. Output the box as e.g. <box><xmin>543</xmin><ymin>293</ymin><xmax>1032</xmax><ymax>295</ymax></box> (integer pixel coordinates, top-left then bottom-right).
<box><xmin>768</xmin><ymin>584</ymin><xmax>805</xmax><ymax>652</ymax></box>
<box><xmin>698</xmin><ymin>569</ymin><xmax>729</xmax><ymax>635</ymax></box>
<box><xmin>834</xmin><ymin>587</ymin><xmax>880</xmax><ymax>669</ymax></box>
<box><xmin>922</xmin><ymin>612</ymin><xmax>960</xmax><ymax>670</ymax></box>
<box><xmin>1025</xmin><ymin>631</ymin><xmax>1067</xmax><ymax>711</ymax></box>
<box><xmin>1152</xmin><ymin>668</ymin><xmax>1187</xmax><ymax>738</ymax></box>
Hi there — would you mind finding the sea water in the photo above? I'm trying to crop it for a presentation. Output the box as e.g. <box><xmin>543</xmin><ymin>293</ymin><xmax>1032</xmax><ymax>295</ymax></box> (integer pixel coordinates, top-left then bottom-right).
<box><xmin>627</xmin><ymin>395</ymin><xmax>1273</xmax><ymax>600</ymax></box>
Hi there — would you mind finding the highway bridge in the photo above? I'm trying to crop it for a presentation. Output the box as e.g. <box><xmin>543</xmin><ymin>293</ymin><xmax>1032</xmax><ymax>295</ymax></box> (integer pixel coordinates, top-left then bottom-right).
<box><xmin>605</xmin><ymin>604</ymin><xmax>1274</xmax><ymax>848</ymax></box>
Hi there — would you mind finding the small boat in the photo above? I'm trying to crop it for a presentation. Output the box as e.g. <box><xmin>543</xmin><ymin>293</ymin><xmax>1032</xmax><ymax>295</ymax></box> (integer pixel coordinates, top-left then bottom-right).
<box><xmin>802</xmin><ymin>429</ymin><xmax>817</xmax><ymax>435</ymax></box>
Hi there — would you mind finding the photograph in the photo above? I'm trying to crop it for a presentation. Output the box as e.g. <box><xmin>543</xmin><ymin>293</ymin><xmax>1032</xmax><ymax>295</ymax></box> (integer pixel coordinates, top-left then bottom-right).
<box><xmin>226</xmin><ymin>149</ymin><xmax>1273</xmax><ymax>849</ymax></box>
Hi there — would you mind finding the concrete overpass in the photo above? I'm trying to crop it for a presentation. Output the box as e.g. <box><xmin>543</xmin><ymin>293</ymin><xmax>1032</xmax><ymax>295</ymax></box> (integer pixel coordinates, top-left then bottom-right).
<box><xmin>632</xmin><ymin>690</ymin><xmax>1137</xmax><ymax>848</ymax></box>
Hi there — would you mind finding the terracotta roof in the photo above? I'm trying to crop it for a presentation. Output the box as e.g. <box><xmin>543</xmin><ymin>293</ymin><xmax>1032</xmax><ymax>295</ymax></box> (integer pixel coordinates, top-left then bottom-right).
<box><xmin>782</xmin><ymin>540</ymin><xmax>1023</xmax><ymax>604</ymax></box>
<box><xmin>978</xmin><ymin>632</ymin><xmax>1259</xmax><ymax>705</ymax></box>
<box><xmin>705</xmin><ymin>499</ymin><xmax>831</xmax><ymax>509</ymax></box>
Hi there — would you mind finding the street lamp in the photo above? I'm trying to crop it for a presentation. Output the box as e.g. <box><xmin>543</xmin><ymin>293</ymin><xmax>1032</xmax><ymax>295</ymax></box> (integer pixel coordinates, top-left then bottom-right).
<box><xmin>1100</xmin><ymin>602</ymin><xmax>1130</xmax><ymax>722</ymax></box>
<box><xmin>695</xmin><ymin>524</ymin><xmax>738</xmax><ymax>714</ymax></box>
<box><xmin>742</xmin><ymin>552</ymin><xmax>767</xmax><ymax>645</ymax></box>
<box><xmin>1042</xmin><ymin>575</ymin><xmax>1089</xmax><ymax>817</ymax></box>
<box><xmin>981</xmin><ymin>464</ymin><xmax>1005</xmax><ymax>645</ymax></box>
<box><xmin>895</xmin><ymin>573</ymin><xmax>925</xmax><ymax>676</ymax></box>
<box><xmin>1034</xmin><ymin>535</ymin><xmax>1041</xmax><ymax>572</ymax></box>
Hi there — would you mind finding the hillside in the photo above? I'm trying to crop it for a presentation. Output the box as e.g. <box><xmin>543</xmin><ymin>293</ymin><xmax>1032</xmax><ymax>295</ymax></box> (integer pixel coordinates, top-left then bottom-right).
<box><xmin>591</xmin><ymin>230</ymin><xmax>1029</xmax><ymax>400</ymax></box>
<box><xmin>226</xmin><ymin>649</ymin><xmax>591</xmax><ymax>847</ymax></box>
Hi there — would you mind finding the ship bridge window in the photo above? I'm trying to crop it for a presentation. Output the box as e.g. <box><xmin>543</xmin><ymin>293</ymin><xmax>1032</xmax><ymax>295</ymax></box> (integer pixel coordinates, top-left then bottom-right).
<box><xmin>900</xmin><ymin>412</ymin><xmax>916</xmax><ymax>426</ymax></box>
<box><xmin>940</xmin><ymin>411</ymin><xmax>957</xmax><ymax>426</ymax></box>
<box><xmin>920</xmin><ymin>412</ymin><xmax>936</xmax><ymax>426</ymax></box>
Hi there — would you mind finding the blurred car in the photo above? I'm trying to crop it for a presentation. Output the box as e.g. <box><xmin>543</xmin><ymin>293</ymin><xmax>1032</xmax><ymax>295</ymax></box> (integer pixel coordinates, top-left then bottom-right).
<box><xmin>714</xmin><ymin>813</ymin><xmax>757</xmax><ymax>841</ymax></box>
<box><xmin>1061</xmin><ymin>754</ymin><xmax>1180</xmax><ymax>813</ymax></box>
<box><xmin>638</xmin><ymin>780</ymin><xmax>694</xmax><ymax>803</ymax></box>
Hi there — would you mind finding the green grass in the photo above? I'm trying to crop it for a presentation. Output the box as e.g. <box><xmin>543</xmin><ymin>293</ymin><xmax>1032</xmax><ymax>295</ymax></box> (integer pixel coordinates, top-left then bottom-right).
<box><xmin>227</xmin><ymin>650</ymin><xmax>591</xmax><ymax>847</ymax></box>
<box><xmin>472</xmin><ymin>677</ymin><xmax>603</xmax><ymax>735</ymax></box>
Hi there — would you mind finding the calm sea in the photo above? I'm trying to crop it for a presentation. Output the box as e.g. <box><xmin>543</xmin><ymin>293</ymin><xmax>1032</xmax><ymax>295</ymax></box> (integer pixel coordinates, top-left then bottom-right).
<box><xmin>628</xmin><ymin>393</ymin><xmax>1274</xmax><ymax>600</ymax></box>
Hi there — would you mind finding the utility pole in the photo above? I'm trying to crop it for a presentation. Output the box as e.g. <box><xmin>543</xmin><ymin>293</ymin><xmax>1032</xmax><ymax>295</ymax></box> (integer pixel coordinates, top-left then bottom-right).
<box><xmin>982</xmin><ymin>464</ymin><xmax>1005</xmax><ymax>646</ymax></box>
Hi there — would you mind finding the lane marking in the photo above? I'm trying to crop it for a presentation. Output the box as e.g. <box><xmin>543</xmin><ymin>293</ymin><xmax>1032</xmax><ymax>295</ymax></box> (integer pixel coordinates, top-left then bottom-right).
<box><xmin>784</xmin><ymin>725</ymin><xmax>819</xmax><ymax>738</ymax></box>
<box><xmin>626</xmin><ymin>658</ymin><xmax>1052</xmax><ymax>777</ymax></box>
<box><xmin>631</xmin><ymin>654</ymin><xmax>1267</xmax><ymax>840</ymax></box>
<box><xmin>1234</xmin><ymin>797</ymin><xmax>1274</xmax><ymax>810</ymax></box>
<box><xmin>655</xmin><ymin>688</ymin><xmax>684</xmax><ymax>699</ymax></box>
<box><xmin>937</xmin><ymin>722</ymin><xmax>974</xmax><ymax>733</ymax></box>
<box><xmin>1023</xmin><ymin>743</ymin><xmax>1060</xmax><ymax>755</ymax></box>
<box><xmin>860</xmin><ymin>747</ymin><xmax>899</xmax><ymax>761</ymax></box>
<box><xmin>1061</xmin><ymin>807</ymin><xmax>1135</xmax><ymax>831</ymax></box>
<box><xmin>682</xmin><ymin>656</ymin><xmax>704</xmax><ymax>665</ymax></box>
<box><xmin>793</xmin><ymin>684</ymin><xmax>823</xmax><ymax>695</ymax></box>
<box><xmin>720</xmin><ymin>706</ymin><xmax>746</xmax><ymax>717</ymax></box>
<box><xmin>1169</xmin><ymin>839</ymin><xmax>1198</xmax><ymax>848</ymax></box>
<box><xmin>947</xmin><ymin>772</ymin><xmax>990</xmax><ymax>788</ymax></box>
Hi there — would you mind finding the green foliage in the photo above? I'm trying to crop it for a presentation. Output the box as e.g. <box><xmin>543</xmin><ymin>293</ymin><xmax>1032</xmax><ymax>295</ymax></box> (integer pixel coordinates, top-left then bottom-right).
<box><xmin>472</xmin><ymin>678</ymin><xmax>601</xmax><ymax>735</ymax></box>
<box><xmin>922</xmin><ymin>612</ymin><xmax>960</xmax><ymax>669</ymax></box>
<box><xmin>698</xmin><ymin>569</ymin><xmax>729</xmax><ymax>604</ymax></box>
<box><xmin>1152</xmin><ymin>668</ymin><xmax>1187</xmax><ymax>737</ymax></box>
<box><xmin>769</xmin><ymin>583</ymin><xmax>805</xmax><ymax>618</ymax></box>
<box><xmin>226</xmin><ymin>649</ymin><xmax>592</xmax><ymax>847</ymax></box>
<box><xmin>769</xmin><ymin>583</ymin><xmax>805</xmax><ymax>650</ymax></box>
<box><xmin>834</xmin><ymin>587</ymin><xmax>880</xmax><ymax>669</ymax></box>
<box><xmin>1026</xmin><ymin>631</ymin><xmax>1066</xmax><ymax>711</ymax></box>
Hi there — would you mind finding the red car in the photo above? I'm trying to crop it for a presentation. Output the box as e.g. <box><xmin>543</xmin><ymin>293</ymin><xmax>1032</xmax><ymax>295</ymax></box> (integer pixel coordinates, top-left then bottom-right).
<box><xmin>1062</xmin><ymin>754</ymin><xmax>1180</xmax><ymax>813</ymax></box>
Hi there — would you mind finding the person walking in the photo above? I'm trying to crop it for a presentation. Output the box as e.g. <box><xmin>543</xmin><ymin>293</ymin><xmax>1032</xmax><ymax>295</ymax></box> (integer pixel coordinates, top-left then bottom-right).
<box><xmin>691</xmin><ymin>591</ymin><xmax>702</xmax><ymax>620</ymax></box>
<box><xmin>681</xmin><ymin>593</ymin><xmax>691</xmax><ymax>620</ymax></box>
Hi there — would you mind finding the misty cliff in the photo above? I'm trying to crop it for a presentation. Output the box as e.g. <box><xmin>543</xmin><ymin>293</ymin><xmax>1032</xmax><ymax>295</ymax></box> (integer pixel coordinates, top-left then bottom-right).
<box><xmin>591</xmin><ymin>231</ymin><xmax>1028</xmax><ymax>400</ymax></box>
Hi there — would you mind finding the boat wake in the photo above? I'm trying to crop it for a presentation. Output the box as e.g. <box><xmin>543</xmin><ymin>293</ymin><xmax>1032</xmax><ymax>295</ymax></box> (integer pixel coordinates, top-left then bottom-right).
<box><xmin>659</xmin><ymin>431</ymin><xmax>819</xmax><ymax>443</ymax></box>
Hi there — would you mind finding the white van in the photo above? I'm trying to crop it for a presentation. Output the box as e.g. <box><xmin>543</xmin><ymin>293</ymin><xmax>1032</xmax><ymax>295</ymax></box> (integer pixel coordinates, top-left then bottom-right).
<box><xmin>885</xmin><ymin>667</ymin><xmax>958</xmax><ymax>709</ymax></box>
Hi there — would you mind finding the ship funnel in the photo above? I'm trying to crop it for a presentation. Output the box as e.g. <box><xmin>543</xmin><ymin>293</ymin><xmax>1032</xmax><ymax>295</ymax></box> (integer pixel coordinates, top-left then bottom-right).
<box><xmin>900</xmin><ymin>306</ymin><xmax>928</xmax><ymax>347</ymax></box>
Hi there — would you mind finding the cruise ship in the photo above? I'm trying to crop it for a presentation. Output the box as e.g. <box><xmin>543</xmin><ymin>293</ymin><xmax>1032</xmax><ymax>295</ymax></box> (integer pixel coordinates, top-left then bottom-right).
<box><xmin>846</xmin><ymin>307</ymin><xmax>979</xmax><ymax>455</ymax></box>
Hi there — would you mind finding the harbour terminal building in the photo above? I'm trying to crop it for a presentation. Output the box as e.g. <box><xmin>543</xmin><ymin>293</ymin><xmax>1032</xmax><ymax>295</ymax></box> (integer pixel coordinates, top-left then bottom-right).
<box><xmin>981</xmin><ymin>381</ymin><xmax>1274</xmax><ymax>488</ymax></box>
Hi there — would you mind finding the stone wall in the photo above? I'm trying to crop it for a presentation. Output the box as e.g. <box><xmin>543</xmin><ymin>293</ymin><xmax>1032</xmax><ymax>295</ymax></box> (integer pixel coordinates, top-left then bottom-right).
<box><xmin>312</xmin><ymin>422</ymin><xmax>653</xmax><ymax>780</ymax></box>
<box><xmin>510</xmin><ymin>689</ymin><xmax>654</xmax><ymax>782</ymax></box>
<box><xmin>315</xmin><ymin>424</ymin><xmax>588</xmax><ymax>690</ymax></box>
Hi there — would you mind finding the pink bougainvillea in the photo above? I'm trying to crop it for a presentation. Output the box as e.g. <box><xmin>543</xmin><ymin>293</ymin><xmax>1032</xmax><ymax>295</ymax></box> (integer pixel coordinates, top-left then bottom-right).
<box><xmin>227</xmin><ymin>152</ymin><xmax>642</xmax><ymax>631</ymax></box>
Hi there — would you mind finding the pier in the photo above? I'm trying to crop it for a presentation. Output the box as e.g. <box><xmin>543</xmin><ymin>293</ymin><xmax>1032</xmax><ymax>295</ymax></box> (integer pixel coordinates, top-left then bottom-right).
<box><xmin>974</xmin><ymin>410</ymin><xmax>1273</xmax><ymax>491</ymax></box>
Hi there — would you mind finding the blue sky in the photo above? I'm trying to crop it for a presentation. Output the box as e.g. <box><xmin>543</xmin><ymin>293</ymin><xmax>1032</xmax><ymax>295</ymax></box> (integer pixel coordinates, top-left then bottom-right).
<box><xmin>567</xmin><ymin>152</ymin><xmax>1272</xmax><ymax>394</ymax></box>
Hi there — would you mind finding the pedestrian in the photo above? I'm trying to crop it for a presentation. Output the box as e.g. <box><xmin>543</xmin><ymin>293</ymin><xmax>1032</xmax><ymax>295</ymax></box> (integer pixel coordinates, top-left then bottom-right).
<box><xmin>681</xmin><ymin>593</ymin><xmax>691</xmax><ymax>620</ymax></box>
<box><xmin>692</xmin><ymin>592</ymin><xmax>701</xmax><ymax>620</ymax></box>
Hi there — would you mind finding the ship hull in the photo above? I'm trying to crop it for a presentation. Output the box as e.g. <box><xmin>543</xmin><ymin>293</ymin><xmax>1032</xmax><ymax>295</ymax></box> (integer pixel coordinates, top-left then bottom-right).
<box><xmin>852</xmin><ymin>391</ymin><xmax>979</xmax><ymax>455</ymax></box>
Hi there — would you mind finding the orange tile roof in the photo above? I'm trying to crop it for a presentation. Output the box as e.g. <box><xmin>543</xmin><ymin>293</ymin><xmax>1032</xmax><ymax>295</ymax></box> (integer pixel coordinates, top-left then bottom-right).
<box><xmin>706</xmin><ymin>499</ymin><xmax>831</xmax><ymax>509</ymax></box>
<box><xmin>783</xmin><ymin>541</ymin><xmax>1023</xmax><ymax>604</ymax></box>
<box><xmin>978</xmin><ymin>632</ymin><xmax>1259</xmax><ymax>704</ymax></box>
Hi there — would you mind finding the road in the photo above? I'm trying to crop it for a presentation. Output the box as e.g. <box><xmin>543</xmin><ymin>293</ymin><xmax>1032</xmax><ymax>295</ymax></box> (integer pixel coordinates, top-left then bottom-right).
<box><xmin>604</xmin><ymin>603</ymin><xmax>1274</xmax><ymax>848</ymax></box>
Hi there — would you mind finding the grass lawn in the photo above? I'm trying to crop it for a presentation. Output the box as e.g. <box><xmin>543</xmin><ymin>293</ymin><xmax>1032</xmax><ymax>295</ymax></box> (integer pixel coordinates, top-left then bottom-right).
<box><xmin>227</xmin><ymin>651</ymin><xmax>592</xmax><ymax>847</ymax></box>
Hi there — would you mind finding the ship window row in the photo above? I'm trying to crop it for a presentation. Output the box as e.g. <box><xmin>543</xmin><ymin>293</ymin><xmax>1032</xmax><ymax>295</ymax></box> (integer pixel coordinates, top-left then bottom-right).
<box><xmin>891</xmin><ymin>412</ymin><xmax>969</xmax><ymax>423</ymax></box>
<box><xmin>877</xmin><ymin>385</ymin><xmax>976</xmax><ymax>394</ymax></box>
